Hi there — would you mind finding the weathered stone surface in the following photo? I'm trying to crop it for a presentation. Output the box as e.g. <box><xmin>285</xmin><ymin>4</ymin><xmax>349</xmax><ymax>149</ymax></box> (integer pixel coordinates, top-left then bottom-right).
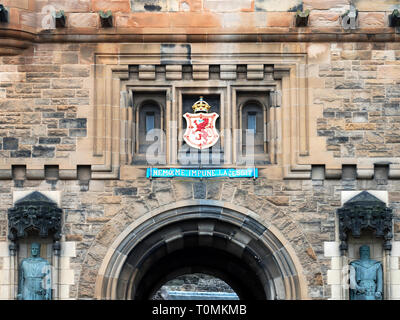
<box><xmin>204</xmin><ymin>0</ymin><xmax>252</xmax><ymax>12</ymax></box>
<box><xmin>34</xmin><ymin>0</ymin><xmax>91</xmax><ymax>13</ymax></box>
<box><xmin>265</xmin><ymin>196</ymin><xmax>289</xmax><ymax>206</ymax></box>
<box><xmin>114</xmin><ymin>187</ymin><xmax>138</xmax><ymax>196</ymax></box>
<box><xmin>10</xmin><ymin>150</ymin><xmax>31</xmax><ymax>158</ymax></box>
<box><xmin>378</xmin><ymin>66</ymin><xmax>400</xmax><ymax>79</ymax></box>
<box><xmin>32</xmin><ymin>145</ymin><xmax>55</xmax><ymax>158</ymax></box>
<box><xmin>313</xmin><ymin>273</ymin><xmax>323</xmax><ymax>286</ymax></box>
<box><xmin>42</xmin><ymin>89</ymin><xmax>75</xmax><ymax>98</ymax></box>
<box><xmin>65</xmin><ymin>234</ymin><xmax>83</xmax><ymax>241</ymax></box>
<box><xmin>116</xmin><ymin>12</ymin><xmax>170</xmax><ymax>27</ymax></box>
<box><xmin>131</xmin><ymin>0</ymin><xmax>179</xmax><ymax>12</ymax></box>
<box><xmin>383</xmin><ymin>103</ymin><xmax>400</xmax><ymax>116</ymax></box>
<box><xmin>358</xmin><ymin>12</ymin><xmax>385</xmax><ymax>28</ymax></box>
<box><xmin>352</xmin><ymin>0</ymin><xmax>400</xmax><ymax>11</ymax></box>
<box><xmin>92</xmin><ymin>0</ymin><xmax>131</xmax><ymax>12</ymax></box>
<box><xmin>52</xmin><ymin>79</ymin><xmax>83</xmax><ymax>89</ymax></box>
<box><xmin>266</xmin><ymin>12</ymin><xmax>294</xmax><ymax>27</ymax></box>
<box><xmin>0</xmin><ymin>100</ymin><xmax>33</xmax><ymax>112</ymax></box>
<box><xmin>59</xmin><ymin>119</ymin><xmax>87</xmax><ymax>129</ymax></box>
<box><xmin>172</xmin><ymin>181</ymin><xmax>193</xmax><ymax>200</ymax></box>
<box><xmin>47</xmin><ymin>129</ymin><xmax>68</xmax><ymax>137</ymax></box>
<box><xmin>57</xmin><ymin>144</ymin><xmax>76</xmax><ymax>151</ymax></box>
<box><xmin>254</xmin><ymin>185</ymin><xmax>273</xmax><ymax>196</ymax></box>
<box><xmin>307</xmin><ymin>247</ymin><xmax>317</xmax><ymax>261</ymax></box>
<box><xmin>2</xmin><ymin>137</ymin><xmax>18</xmax><ymax>150</ymax></box>
<box><xmin>98</xmin><ymin>196</ymin><xmax>122</xmax><ymax>204</ymax></box>
<box><xmin>334</xmin><ymin>80</ymin><xmax>363</xmax><ymax>89</ymax></box>
<box><xmin>345</xmin><ymin>123</ymin><xmax>376</xmax><ymax>130</ymax></box>
<box><xmin>22</xmin><ymin>113</ymin><xmax>41</xmax><ymax>124</ymax></box>
<box><xmin>206</xmin><ymin>181</ymin><xmax>221</xmax><ymax>200</ymax></box>
<box><xmin>303</xmin><ymin>0</ymin><xmax>349</xmax><ymax>10</ymax></box>
<box><xmin>309</xmin><ymin>11</ymin><xmax>340</xmax><ymax>27</ymax></box>
<box><xmin>61</xmin><ymin>65</ymin><xmax>90</xmax><ymax>78</ymax></box>
<box><xmin>69</xmin><ymin>129</ymin><xmax>87</xmax><ymax>137</ymax></box>
<box><xmin>194</xmin><ymin>182</ymin><xmax>206</xmax><ymax>199</ymax></box>
<box><xmin>68</xmin><ymin>13</ymin><xmax>98</xmax><ymax>28</ymax></box>
<box><xmin>255</xmin><ymin>0</ymin><xmax>302</xmax><ymax>11</ymax></box>
<box><xmin>340</xmin><ymin>50</ymin><xmax>371</xmax><ymax>60</ymax></box>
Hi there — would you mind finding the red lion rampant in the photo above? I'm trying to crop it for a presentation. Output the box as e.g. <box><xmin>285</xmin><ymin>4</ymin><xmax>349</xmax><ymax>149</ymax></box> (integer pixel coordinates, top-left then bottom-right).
<box><xmin>194</xmin><ymin>118</ymin><xmax>210</xmax><ymax>142</ymax></box>
<box><xmin>183</xmin><ymin>111</ymin><xmax>219</xmax><ymax>149</ymax></box>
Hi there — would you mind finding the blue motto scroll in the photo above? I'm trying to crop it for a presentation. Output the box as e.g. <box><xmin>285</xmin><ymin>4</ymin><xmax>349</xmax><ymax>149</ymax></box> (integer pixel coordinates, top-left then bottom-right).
<box><xmin>147</xmin><ymin>168</ymin><xmax>258</xmax><ymax>179</ymax></box>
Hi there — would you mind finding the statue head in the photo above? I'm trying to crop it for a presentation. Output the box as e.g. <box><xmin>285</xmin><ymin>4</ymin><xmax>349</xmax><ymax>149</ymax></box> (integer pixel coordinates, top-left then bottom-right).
<box><xmin>359</xmin><ymin>245</ymin><xmax>370</xmax><ymax>260</ymax></box>
<box><xmin>30</xmin><ymin>243</ymin><xmax>40</xmax><ymax>258</ymax></box>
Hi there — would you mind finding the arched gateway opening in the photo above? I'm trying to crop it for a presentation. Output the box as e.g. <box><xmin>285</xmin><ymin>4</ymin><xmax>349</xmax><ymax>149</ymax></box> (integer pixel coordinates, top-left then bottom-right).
<box><xmin>96</xmin><ymin>203</ymin><xmax>305</xmax><ymax>300</ymax></box>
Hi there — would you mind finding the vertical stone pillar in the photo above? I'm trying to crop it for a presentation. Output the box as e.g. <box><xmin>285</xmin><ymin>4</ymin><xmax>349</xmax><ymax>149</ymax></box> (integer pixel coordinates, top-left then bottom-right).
<box><xmin>52</xmin><ymin>241</ymin><xmax>61</xmax><ymax>300</ymax></box>
<box><xmin>383</xmin><ymin>249</ymin><xmax>390</xmax><ymax>299</ymax></box>
<box><xmin>0</xmin><ymin>243</ymin><xmax>11</xmax><ymax>299</ymax></box>
<box><xmin>390</xmin><ymin>241</ymin><xmax>400</xmax><ymax>299</ymax></box>
<box><xmin>341</xmin><ymin>254</ymin><xmax>349</xmax><ymax>300</ymax></box>
<box><xmin>59</xmin><ymin>242</ymin><xmax>77</xmax><ymax>300</ymax></box>
<box><xmin>9</xmin><ymin>244</ymin><xmax>17</xmax><ymax>300</ymax></box>
<box><xmin>324</xmin><ymin>241</ymin><xmax>343</xmax><ymax>300</ymax></box>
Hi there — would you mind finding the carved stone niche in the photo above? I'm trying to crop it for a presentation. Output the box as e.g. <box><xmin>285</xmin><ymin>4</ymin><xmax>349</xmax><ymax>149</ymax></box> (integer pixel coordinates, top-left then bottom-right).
<box><xmin>8</xmin><ymin>191</ymin><xmax>62</xmax><ymax>255</ymax></box>
<box><xmin>338</xmin><ymin>191</ymin><xmax>393</xmax><ymax>253</ymax></box>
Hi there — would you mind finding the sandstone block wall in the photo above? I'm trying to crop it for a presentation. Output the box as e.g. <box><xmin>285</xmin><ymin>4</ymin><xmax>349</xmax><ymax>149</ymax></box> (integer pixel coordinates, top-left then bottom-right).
<box><xmin>0</xmin><ymin>0</ymin><xmax>400</xmax><ymax>300</ymax></box>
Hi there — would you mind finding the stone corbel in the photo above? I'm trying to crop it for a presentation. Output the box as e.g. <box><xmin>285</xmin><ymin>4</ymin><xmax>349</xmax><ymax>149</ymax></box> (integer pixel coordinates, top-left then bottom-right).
<box><xmin>389</xmin><ymin>9</ymin><xmax>400</xmax><ymax>27</ymax></box>
<box><xmin>0</xmin><ymin>4</ymin><xmax>8</xmax><ymax>23</ymax></box>
<box><xmin>295</xmin><ymin>9</ymin><xmax>309</xmax><ymax>27</ymax></box>
<box><xmin>99</xmin><ymin>10</ymin><xmax>113</xmax><ymax>28</ymax></box>
<box><xmin>54</xmin><ymin>10</ymin><xmax>66</xmax><ymax>28</ymax></box>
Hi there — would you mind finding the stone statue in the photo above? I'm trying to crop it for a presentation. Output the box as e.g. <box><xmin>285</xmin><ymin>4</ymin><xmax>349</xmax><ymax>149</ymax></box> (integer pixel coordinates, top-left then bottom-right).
<box><xmin>349</xmin><ymin>245</ymin><xmax>383</xmax><ymax>300</ymax></box>
<box><xmin>17</xmin><ymin>243</ymin><xmax>52</xmax><ymax>300</ymax></box>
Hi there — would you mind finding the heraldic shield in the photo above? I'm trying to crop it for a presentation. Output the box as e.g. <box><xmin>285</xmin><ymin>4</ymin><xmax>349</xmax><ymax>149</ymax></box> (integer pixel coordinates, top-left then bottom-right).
<box><xmin>183</xmin><ymin>97</ymin><xmax>220</xmax><ymax>150</ymax></box>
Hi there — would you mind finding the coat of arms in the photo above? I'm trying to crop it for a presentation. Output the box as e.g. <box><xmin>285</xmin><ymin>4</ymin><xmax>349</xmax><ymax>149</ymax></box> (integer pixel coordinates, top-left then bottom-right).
<box><xmin>183</xmin><ymin>97</ymin><xmax>219</xmax><ymax>149</ymax></box>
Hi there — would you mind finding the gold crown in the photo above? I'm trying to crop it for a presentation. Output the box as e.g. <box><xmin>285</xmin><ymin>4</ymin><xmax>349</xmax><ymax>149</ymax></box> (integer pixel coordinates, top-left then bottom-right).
<box><xmin>192</xmin><ymin>96</ymin><xmax>211</xmax><ymax>113</ymax></box>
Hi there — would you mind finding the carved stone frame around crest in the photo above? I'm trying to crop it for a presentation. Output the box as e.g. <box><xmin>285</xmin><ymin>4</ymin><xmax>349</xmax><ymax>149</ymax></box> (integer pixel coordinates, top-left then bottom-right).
<box><xmin>337</xmin><ymin>191</ymin><xmax>393</xmax><ymax>253</ymax></box>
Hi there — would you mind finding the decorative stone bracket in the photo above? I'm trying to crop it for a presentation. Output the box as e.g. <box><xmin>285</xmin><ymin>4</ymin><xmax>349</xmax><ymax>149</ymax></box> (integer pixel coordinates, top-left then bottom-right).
<box><xmin>338</xmin><ymin>191</ymin><xmax>393</xmax><ymax>252</ymax></box>
<box><xmin>295</xmin><ymin>9</ymin><xmax>309</xmax><ymax>27</ymax></box>
<box><xmin>0</xmin><ymin>4</ymin><xmax>8</xmax><ymax>23</ymax></box>
<box><xmin>54</xmin><ymin>10</ymin><xmax>66</xmax><ymax>28</ymax></box>
<box><xmin>7</xmin><ymin>191</ymin><xmax>62</xmax><ymax>255</ymax></box>
<box><xmin>99</xmin><ymin>10</ymin><xmax>113</xmax><ymax>28</ymax></box>
<box><xmin>389</xmin><ymin>9</ymin><xmax>400</xmax><ymax>27</ymax></box>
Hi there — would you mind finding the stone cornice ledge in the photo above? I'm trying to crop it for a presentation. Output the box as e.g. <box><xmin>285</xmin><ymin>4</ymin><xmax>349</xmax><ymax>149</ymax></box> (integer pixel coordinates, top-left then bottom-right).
<box><xmin>0</xmin><ymin>28</ymin><xmax>36</xmax><ymax>55</ymax></box>
<box><xmin>0</xmin><ymin>27</ymin><xmax>399</xmax><ymax>55</ymax></box>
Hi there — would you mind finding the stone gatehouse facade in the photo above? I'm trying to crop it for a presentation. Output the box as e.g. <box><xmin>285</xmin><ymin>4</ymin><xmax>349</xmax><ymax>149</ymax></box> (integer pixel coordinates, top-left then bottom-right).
<box><xmin>0</xmin><ymin>0</ymin><xmax>400</xmax><ymax>300</ymax></box>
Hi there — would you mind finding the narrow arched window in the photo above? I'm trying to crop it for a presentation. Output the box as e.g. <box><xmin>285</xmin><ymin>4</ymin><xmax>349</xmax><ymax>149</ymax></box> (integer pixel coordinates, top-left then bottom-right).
<box><xmin>138</xmin><ymin>102</ymin><xmax>162</xmax><ymax>153</ymax></box>
<box><xmin>131</xmin><ymin>92</ymin><xmax>166</xmax><ymax>165</ymax></box>
<box><xmin>241</xmin><ymin>101</ymin><xmax>265</xmax><ymax>155</ymax></box>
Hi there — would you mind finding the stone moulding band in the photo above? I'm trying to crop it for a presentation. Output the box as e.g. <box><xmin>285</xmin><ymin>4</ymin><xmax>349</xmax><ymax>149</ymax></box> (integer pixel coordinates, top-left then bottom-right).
<box><xmin>1</xmin><ymin>29</ymin><xmax>400</xmax><ymax>56</ymax></box>
<box><xmin>146</xmin><ymin>167</ymin><xmax>258</xmax><ymax>179</ymax></box>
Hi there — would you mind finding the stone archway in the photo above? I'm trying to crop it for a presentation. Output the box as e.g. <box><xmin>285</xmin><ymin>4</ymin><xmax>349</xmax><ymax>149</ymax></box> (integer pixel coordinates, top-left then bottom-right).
<box><xmin>92</xmin><ymin>201</ymin><xmax>309</xmax><ymax>300</ymax></box>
